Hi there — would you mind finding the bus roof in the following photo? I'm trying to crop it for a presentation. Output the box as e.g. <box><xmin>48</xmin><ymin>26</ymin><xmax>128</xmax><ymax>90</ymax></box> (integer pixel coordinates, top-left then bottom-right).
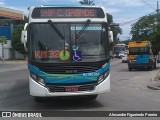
<box><xmin>41</xmin><ymin>4</ymin><xmax>94</xmax><ymax>7</ymax></box>
<box><xmin>128</xmin><ymin>41</ymin><xmax>151</xmax><ymax>48</ymax></box>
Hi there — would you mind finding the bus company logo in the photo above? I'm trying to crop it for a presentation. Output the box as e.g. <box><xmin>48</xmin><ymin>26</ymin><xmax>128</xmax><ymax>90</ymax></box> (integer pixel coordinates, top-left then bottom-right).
<box><xmin>66</xmin><ymin>70</ymin><xmax>77</xmax><ymax>74</ymax></box>
<box><xmin>2</xmin><ymin>112</ymin><xmax>11</xmax><ymax>117</ymax></box>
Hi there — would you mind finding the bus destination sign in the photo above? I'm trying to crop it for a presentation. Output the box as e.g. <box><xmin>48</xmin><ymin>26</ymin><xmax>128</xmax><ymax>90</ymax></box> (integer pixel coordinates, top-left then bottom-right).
<box><xmin>32</xmin><ymin>7</ymin><xmax>105</xmax><ymax>18</ymax></box>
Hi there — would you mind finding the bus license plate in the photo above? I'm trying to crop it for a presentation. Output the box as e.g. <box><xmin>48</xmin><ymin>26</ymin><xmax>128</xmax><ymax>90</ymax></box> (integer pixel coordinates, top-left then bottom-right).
<box><xmin>132</xmin><ymin>60</ymin><xmax>137</xmax><ymax>62</ymax></box>
<box><xmin>65</xmin><ymin>87</ymin><xmax>79</xmax><ymax>92</ymax></box>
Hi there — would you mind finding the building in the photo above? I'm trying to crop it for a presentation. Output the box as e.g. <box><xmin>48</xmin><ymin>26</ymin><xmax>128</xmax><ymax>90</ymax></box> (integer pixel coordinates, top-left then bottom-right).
<box><xmin>0</xmin><ymin>7</ymin><xmax>24</xmax><ymax>59</ymax></box>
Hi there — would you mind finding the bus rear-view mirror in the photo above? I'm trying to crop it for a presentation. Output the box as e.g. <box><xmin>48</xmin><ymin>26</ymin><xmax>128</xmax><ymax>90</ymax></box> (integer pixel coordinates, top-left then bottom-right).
<box><xmin>108</xmin><ymin>31</ymin><xmax>113</xmax><ymax>43</ymax></box>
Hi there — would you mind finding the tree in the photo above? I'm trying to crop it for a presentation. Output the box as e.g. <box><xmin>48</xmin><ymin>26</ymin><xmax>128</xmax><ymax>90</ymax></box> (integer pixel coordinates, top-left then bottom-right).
<box><xmin>11</xmin><ymin>24</ymin><xmax>26</xmax><ymax>57</ymax></box>
<box><xmin>131</xmin><ymin>14</ymin><xmax>157</xmax><ymax>40</ymax></box>
<box><xmin>131</xmin><ymin>13</ymin><xmax>160</xmax><ymax>50</ymax></box>
<box><xmin>107</xmin><ymin>13</ymin><xmax>122</xmax><ymax>44</ymax></box>
<box><xmin>0</xmin><ymin>36</ymin><xmax>7</xmax><ymax>61</ymax></box>
<box><xmin>121</xmin><ymin>39</ymin><xmax>130</xmax><ymax>45</ymax></box>
<box><xmin>0</xmin><ymin>36</ymin><xmax>7</xmax><ymax>44</ymax></box>
<box><xmin>79</xmin><ymin>0</ymin><xmax>95</xmax><ymax>5</ymax></box>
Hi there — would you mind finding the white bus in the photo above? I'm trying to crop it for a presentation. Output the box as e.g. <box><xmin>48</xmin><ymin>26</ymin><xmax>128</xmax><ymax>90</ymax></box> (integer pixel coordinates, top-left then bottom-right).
<box><xmin>113</xmin><ymin>43</ymin><xmax>126</xmax><ymax>57</ymax></box>
<box><xmin>21</xmin><ymin>5</ymin><xmax>113</xmax><ymax>102</ymax></box>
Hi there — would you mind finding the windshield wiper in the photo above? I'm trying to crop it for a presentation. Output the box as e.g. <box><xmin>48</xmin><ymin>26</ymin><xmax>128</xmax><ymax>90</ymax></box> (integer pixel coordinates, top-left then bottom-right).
<box><xmin>38</xmin><ymin>41</ymin><xmax>49</xmax><ymax>61</ymax></box>
<box><xmin>38</xmin><ymin>41</ymin><xmax>49</xmax><ymax>50</ymax></box>
<box><xmin>75</xmin><ymin>19</ymin><xmax>91</xmax><ymax>40</ymax></box>
<box><xmin>48</xmin><ymin>20</ymin><xmax>67</xmax><ymax>56</ymax></box>
<box><xmin>48</xmin><ymin>20</ymin><xmax>65</xmax><ymax>40</ymax></box>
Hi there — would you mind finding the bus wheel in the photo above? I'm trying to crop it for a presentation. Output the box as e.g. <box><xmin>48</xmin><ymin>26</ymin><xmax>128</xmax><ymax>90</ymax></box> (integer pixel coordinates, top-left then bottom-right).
<box><xmin>34</xmin><ymin>97</ymin><xmax>45</xmax><ymax>102</ymax></box>
<box><xmin>87</xmin><ymin>95</ymin><xmax>98</xmax><ymax>100</ymax></box>
<box><xmin>129</xmin><ymin>67</ymin><xmax>132</xmax><ymax>71</ymax></box>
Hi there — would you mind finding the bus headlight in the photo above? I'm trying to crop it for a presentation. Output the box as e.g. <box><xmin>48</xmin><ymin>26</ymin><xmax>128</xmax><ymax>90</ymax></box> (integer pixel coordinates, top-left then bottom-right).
<box><xmin>30</xmin><ymin>73</ymin><xmax>45</xmax><ymax>86</ymax></box>
<box><xmin>37</xmin><ymin>77</ymin><xmax>45</xmax><ymax>86</ymax></box>
<box><xmin>104</xmin><ymin>70</ymin><xmax>109</xmax><ymax>79</ymax></box>
<box><xmin>98</xmin><ymin>70</ymin><xmax>109</xmax><ymax>84</ymax></box>
<box><xmin>98</xmin><ymin>74</ymin><xmax>104</xmax><ymax>84</ymax></box>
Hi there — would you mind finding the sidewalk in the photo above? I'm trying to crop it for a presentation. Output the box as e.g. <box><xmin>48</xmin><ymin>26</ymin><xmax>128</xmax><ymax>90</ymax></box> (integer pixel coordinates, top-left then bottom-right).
<box><xmin>148</xmin><ymin>63</ymin><xmax>160</xmax><ymax>90</ymax></box>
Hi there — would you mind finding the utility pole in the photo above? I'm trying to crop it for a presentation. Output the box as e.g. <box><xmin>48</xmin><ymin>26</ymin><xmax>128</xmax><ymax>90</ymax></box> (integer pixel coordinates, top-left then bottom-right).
<box><xmin>156</xmin><ymin>1</ymin><xmax>159</xmax><ymax>22</ymax></box>
<box><xmin>156</xmin><ymin>1</ymin><xmax>160</xmax><ymax>61</ymax></box>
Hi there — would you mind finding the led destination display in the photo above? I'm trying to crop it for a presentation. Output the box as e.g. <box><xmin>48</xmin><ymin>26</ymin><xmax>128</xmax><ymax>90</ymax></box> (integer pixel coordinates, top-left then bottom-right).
<box><xmin>32</xmin><ymin>7</ymin><xmax>105</xmax><ymax>18</ymax></box>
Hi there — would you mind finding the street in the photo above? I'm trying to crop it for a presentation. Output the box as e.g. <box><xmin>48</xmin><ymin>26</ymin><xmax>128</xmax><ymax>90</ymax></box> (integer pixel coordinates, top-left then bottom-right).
<box><xmin>0</xmin><ymin>59</ymin><xmax>160</xmax><ymax>111</ymax></box>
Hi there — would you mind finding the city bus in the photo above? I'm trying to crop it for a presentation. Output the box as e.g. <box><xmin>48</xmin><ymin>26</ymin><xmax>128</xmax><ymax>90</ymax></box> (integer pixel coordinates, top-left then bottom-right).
<box><xmin>128</xmin><ymin>41</ymin><xmax>156</xmax><ymax>71</ymax></box>
<box><xmin>113</xmin><ymin>43</ymin><xmax>126</xmax><ymax>58</ymax></box>
<box><xmin>21</xmin><ymin>5</ymin><xmax>113</xmax><ymax>102</ymax></box>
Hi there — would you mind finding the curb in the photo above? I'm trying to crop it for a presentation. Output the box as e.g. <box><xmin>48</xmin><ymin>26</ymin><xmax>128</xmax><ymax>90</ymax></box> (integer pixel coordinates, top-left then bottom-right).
<box><xmin>147</xmin><ymin>85</ymin><xmax>160</xmax><ymax>90</ymax></box>
<box><xmin>151</xmin><ymin>69</ymin><xmax>160</xmax><ymax>81</ymax></box>
<box><xmin>148</xmin><ymin>68</ymin><xmax>160</xmax><ymax>90</ymax></box>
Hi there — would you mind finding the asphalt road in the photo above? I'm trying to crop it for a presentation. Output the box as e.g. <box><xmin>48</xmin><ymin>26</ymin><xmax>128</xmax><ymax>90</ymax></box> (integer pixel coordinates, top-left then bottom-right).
<box><xmin>0</xmin><ymin>59</ymin><xmax>160</xmax><ymax>112</ymax></box>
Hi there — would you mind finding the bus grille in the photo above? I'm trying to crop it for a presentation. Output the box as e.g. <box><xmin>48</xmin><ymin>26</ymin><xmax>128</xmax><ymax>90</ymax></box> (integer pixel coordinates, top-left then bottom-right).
<box><xmin>30</xmin><ymin>61</ymin><xmax>108</xmax><ymax>74</ymax></box>
<box><xmin>47</xmin><ymin>84</ymin><xmax>96</xmax><ymax>92</ymax></box>
<box><xmin>41</xmin><ymin>65</ymin><xmax>98</xmax><ymax>74</ymax></box>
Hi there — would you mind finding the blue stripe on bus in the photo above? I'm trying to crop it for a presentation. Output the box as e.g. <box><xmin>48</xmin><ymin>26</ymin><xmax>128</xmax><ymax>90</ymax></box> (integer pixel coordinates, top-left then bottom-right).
<box><xmin>28</xmin><ymin>62</ymin><xmax>110</xmax><ymax>84</ymax></box>
<box><xmin>131</xmin><ymin>43</ymin><xmax>150</xmax><ymax>64</ymax></box>
<box><xmin>132</xmin><ymin>55</ymin><xmax>150</xmax><ymax>64</ymax></box>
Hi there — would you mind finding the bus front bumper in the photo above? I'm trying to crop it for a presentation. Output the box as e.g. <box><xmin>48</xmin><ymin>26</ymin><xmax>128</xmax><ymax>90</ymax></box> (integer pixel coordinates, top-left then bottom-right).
<box><xmin>29</xmin><ymin>75</ymin><xmax>110</xmax><ymax>97</ymax></box>
<box><xmin>128</xmin><ymin>62</ymin><xmax>153</xmax><ymax>68</ymax></box>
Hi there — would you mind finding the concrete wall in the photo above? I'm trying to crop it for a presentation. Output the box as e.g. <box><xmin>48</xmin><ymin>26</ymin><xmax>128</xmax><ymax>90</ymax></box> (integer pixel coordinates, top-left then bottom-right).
<box><xmin>0</xmin><ymin>40</ymin><xmax>11</xmax><ymax>59</ymax></box>
<box><xmin>0</xmin><ymin>26</ymin><xmax>25</xmax><ymax>60</ymax></box>
<box><xmin>0</xmin><ymin>40</ymin><xmax>25</xmax><ymax>60</ymax></box>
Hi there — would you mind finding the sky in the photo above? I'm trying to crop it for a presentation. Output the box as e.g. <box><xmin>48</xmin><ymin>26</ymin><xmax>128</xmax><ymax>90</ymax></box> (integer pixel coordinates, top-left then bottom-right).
<box><xmin>0</xmin><ymin>0</ymin><xmax>160</xmax><ymax>41</ymax></box>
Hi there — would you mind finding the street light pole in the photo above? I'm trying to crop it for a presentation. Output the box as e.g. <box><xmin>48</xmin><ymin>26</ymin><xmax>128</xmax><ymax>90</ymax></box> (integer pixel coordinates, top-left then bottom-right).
<box><xmin>156</xmin><ymin>1</ymin><xmax>160</xmax><ymax>58</ymax></box>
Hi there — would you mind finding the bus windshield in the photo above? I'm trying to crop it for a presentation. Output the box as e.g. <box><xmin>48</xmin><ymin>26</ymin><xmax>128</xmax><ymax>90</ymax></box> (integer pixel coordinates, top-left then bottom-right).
<box><xmin>129</xmin><ymin>47</ymin><xmax>150</xmax><ymax>55</ymax></box>
<box><xmin>28</xmin><ymin>23</ymin><xmax>108</xmax><ymax>63</ymax></box>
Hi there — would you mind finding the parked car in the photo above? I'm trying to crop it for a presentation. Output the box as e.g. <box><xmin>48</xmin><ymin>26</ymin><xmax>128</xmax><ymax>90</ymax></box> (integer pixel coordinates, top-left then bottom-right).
<box><xmin>119</xmin><ymin>51</ymin><xmax>125</xmax><ymax>58</ymax></box>
<box><xmin>122</xmin><ymin>52</ymin><xmax>128</xmax><ymax>63</ymax></box>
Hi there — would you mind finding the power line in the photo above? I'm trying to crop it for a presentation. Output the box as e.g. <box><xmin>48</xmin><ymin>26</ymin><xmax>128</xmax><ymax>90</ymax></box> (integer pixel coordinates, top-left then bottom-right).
<box><xmin>140</xmin><ymin>0</ymin><xmax>156</xmax><ymax>11</ymax></box>
<box><xmin>116</xmin><ymin>1</ymin><xmax>157</xmax><ymax>26</ymax></box>
<box><xmin>119</xmin><ymin>11</ymin><xmax>156</xmax><ymax>26</ymax></box>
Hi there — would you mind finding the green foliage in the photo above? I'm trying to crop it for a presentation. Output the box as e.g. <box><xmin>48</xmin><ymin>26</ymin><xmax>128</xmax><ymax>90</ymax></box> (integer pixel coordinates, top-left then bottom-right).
<box><xmin>107</xmin><ymin>13</ymin><xmax>122</xmax><ymax>44</ymax></box>
<box><xmin>131</xmin><ymin>13</ymin><xmax>160</xmax><ymax>49</ymax></box>
<box><xmin>107</xmin><ymin>13</ymin><xmax>113</xmax><ymax>24</ymax></box>
<box><xmin>111</xmin><ymin>26</ymin><xmax>122</xmax><ymax>43</ymax></box>
<box><xmin>11</xmin><ymin>24</ymin><xmax>25</xmax><ymax>54</ymax></box>
<box><xmin>131</xmin><ymin>14</ymin><xmax>157</xmax><ymax>40</ymax></box>
<box><xmin>121</xmin><ymin>39</ymin><xmax>130</xmax><ymax>45</ymax></box>
<box><xmin>79</xmin><ymin>0</ymin><xmax>95</xmax><ymax>5</ymax></box>
<box><xmin>0</xmin><ymin>36</ymin><xmax>7</xmax><ymax>44</ymax></box>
